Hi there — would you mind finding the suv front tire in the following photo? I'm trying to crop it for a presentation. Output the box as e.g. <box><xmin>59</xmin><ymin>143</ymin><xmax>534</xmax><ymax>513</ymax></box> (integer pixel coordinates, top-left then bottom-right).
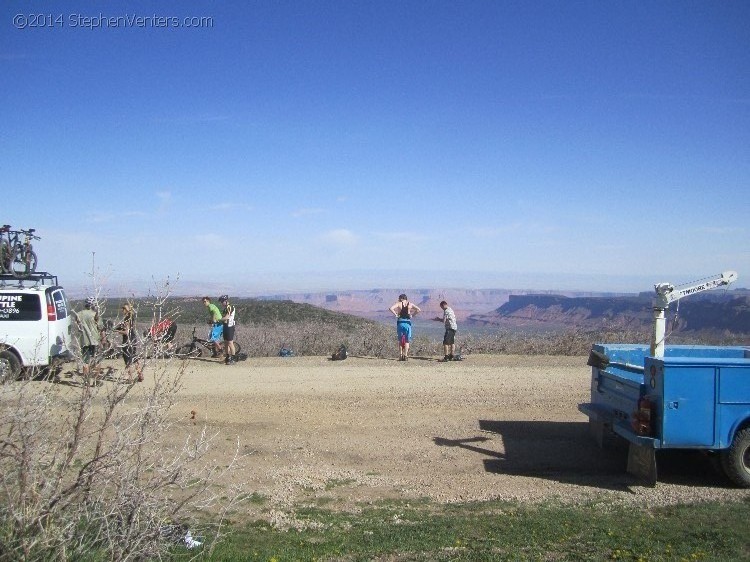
<box><xmin>0</xmin><ymin>349</ymin><xmax>22</xmax><ymax>383</ymax></box>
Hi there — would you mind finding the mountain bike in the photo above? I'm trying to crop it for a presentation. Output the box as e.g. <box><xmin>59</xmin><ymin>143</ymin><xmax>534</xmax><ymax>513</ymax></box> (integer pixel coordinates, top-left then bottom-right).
<box><xmin>0</xmin><ymin>226</ymin><xmax>39</xmax><ymax>278</ymax></box>
<box><xmin>173</xmin><ymin>326</ymin><xmax>242</xmax><ymax>359</ymax></box>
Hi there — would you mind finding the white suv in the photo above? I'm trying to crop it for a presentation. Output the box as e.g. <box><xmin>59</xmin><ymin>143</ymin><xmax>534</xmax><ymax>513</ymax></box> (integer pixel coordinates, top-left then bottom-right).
<box><xmin>0</xmin><ymin>276</ymin><xmax>73</xmax><ymax>381</ymax></box>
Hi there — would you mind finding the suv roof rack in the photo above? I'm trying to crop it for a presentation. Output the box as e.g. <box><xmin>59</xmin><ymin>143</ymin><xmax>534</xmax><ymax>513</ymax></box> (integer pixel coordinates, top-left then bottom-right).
<box><xmin>0</xmin><ymin>272</ymin><xmax>59</xmax><ymax>288</ymax></box>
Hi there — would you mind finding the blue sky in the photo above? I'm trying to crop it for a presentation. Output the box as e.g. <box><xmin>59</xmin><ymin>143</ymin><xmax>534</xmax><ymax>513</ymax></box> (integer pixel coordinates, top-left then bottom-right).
<box><xmin>2</xmin><ymin>1</ymin><xmax>748</xmax><ymax>296</ymax></box>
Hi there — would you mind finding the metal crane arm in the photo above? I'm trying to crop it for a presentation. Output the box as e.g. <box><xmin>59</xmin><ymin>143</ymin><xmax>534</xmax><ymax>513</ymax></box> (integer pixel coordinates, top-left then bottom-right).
<box><xmin>650</xmin><ymin>270</ymin><xmax>738</xmax><ymax>358</ymax></box>
<box><xmin>654</xmin><ymin>271</ymin><xmax>738</xmax><ymax>307</ymax></box>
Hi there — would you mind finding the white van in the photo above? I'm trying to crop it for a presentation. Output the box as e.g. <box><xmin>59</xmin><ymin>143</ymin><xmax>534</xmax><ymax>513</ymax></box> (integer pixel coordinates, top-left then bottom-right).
<box><xmin>0</xmin><ymin>276</ymin><xmax>73</xmax><ymax>381</ymax></box>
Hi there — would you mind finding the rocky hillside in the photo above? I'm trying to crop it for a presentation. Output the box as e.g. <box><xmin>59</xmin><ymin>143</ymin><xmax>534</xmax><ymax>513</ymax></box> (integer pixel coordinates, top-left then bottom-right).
<box><xmin>467</xmin><ymin>292</ymin><xmax>750</xmax><ymax>335</ymax></box>
<box><xmin>256</xmin><ymin>287</ymin><xmax>750</xmax><ymax>336</ymax></box>
<box><xmin>258</xmin><ymin>288</ymin><xmax>627</xmax><ymax>322</ymax></box>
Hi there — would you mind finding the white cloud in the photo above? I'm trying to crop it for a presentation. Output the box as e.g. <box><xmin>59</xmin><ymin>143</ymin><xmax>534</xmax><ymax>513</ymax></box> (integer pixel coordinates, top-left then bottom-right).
<box><xmin>210</xmin><ymin>203</ymin><xmax>234</xmax><ymax>211</ymax></box>
<box><xmin>319</xmin><ymin>229</ymin><xmax>358</xmax><ymax>248</ymax></box>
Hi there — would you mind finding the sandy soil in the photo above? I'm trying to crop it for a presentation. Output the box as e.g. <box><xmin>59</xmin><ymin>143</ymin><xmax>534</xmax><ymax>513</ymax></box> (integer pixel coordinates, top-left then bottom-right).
<box><xmin>96</xmin><ymin>352</ymin><xmax>745</xmax><ymax>520</ymax></box>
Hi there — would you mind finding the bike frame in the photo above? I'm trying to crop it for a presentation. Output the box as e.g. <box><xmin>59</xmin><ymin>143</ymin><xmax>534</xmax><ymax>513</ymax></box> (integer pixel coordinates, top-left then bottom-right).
<box><xmin>174</xmin><ymin>326</ymin><xmax>239</xmax><ymax>359</ymax></box>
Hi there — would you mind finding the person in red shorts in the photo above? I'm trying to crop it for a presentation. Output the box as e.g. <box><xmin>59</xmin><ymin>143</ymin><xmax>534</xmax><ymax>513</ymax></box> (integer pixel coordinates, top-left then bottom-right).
<box><xmin>145</xmin><ymin>317</ymin><xmax>178</xmax><ymax>355</ymax></box>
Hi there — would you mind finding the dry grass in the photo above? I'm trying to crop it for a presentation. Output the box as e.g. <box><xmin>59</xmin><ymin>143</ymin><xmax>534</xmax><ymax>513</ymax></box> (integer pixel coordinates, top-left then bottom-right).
<box><xmin>168</xmin><ymin>321</ymin><xmax>748</xmax><ymax>360</ymax></box>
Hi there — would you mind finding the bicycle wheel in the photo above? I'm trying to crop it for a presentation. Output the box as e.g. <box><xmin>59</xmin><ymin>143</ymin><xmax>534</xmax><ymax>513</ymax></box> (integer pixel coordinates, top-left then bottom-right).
<box><xmin>11</xmin><ymin>249</ymin><xmax>37</xmax><ymax>278</ymax></box>
<box><xmin>233</xmin><ymin>342</ymin><xmax>242</xmax><ymax>355</ymax></box>
<box><xmin>174</xmin><ymin>343</ymin><xmax>202</xmax><ymax>359</ymax></box>
<box><xmin>0</xmin><ymin>242</ymin><xmax>10</xmax><ymax>273</ymax></box>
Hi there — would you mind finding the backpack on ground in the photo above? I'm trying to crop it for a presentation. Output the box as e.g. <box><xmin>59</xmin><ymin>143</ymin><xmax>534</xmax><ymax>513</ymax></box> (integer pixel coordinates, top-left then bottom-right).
<box><xmin>331</xmin><ymin>345</ymin><xmax>347</xmax><ymax>361</ymax></box>
<box><xmin>278</xmin><ymin>348</ymin><xmax>294</xmax><ymax>357</ymax></box>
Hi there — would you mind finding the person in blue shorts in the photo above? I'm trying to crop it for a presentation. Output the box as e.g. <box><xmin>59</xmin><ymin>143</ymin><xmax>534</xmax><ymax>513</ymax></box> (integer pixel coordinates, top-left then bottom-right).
<box><xmin>203</xmin><ymin>296</ymin><xmax>223</xmax><ymax>358</ymax></box>
<box><xmin>389</xmin><ymin>294</ymin><xmax>421</xmax><ymax>361</ymax></box>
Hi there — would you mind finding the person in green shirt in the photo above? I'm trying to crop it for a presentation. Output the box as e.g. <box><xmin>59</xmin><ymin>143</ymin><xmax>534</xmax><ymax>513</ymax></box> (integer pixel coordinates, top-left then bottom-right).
<box><xmin>203</xmin><ymin>296</ymin><xmax>224</xmax><ymax>357</ymax></box>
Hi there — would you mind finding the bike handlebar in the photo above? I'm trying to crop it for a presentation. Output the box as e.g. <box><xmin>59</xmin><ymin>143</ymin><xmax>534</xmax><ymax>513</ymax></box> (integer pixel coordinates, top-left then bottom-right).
<box><xmin>0</xmin><ymin>227</ymin><xmax>40</xmax><ymax>240</ymax></box>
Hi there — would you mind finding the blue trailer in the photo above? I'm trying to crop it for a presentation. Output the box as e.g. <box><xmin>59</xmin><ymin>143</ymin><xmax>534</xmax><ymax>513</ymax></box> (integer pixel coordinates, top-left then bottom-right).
<box><xmin>578</xmin><ymin>271</ymin><xmax>750</xmax><ymax>487</ymax></box>
<box><xmin>579</xmin><ymin>344</ymin><xmax>750</xmax><ymax>486</ymax></box>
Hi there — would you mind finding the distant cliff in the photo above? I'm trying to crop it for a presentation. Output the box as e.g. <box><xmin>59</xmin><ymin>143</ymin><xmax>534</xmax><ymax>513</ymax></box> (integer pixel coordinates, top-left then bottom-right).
<box><xmin>258</xmin><ymin>288</ymin><xmax>619</xmax><ymax>322</ymax></box>
<box><xmin>467</xmin><ymin>292</ymin><xmax>750</xmax><ymax>334</ymax></box>
<box><xmin>257</xmin><ymin>287</ymin><xmax>750</xmax><ymax>336</ymax></box>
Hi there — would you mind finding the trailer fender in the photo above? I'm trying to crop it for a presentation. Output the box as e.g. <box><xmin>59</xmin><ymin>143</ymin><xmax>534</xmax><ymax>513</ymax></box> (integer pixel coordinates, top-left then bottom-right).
<box><xmin>720</xmin><ymin>414</ymin><xmax>750</xmax><ymax>450</ymax></box>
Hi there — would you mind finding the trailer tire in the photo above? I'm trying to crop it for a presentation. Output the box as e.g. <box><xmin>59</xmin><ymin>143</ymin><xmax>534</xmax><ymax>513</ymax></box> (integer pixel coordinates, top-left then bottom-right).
<box><xmin>720</xmin><ymin>428</ymin><xmax>750</xmax><ymax>488</ymax></box>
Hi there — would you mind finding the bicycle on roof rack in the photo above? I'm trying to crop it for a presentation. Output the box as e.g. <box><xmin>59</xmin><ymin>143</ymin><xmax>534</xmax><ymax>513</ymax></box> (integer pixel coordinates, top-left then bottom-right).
<box><xmin>0</xmin><ymin>225</ymin><xmax>39</xmax><ymax>279</ymax></box>
<box><xmin>173</xmin><ymin>326</ymin><xmax>242</xmax><ymax>359</ymax></box>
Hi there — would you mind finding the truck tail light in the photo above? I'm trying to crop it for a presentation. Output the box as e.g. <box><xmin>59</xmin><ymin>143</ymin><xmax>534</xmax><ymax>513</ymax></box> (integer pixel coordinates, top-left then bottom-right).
<box><xmin>632</xmin><ymin>396</ymin><xmax>654</xmax><ymax>436</ymax></box>
<box><xmin>47</xmin><ymin>303</ymin><xmax>57</xmax><ymax>321</ymax></box>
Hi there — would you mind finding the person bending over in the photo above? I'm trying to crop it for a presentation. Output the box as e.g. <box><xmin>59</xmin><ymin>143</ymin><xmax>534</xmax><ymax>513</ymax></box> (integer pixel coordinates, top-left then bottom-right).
<box><xmin>203</xmin><ymin>296</ymin><xmax>224</xmax><ymax>358</ymax></box>
<box><xmin>433</xmin><ymin>300</ymin><xmax>458</xmax><ymax>361</ymax></box>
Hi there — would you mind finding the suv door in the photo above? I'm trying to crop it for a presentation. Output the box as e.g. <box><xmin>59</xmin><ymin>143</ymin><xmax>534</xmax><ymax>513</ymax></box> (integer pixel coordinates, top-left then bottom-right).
<box><xmin>0</xmin><ymin>290</ymin><xmax>45</xmax><ymax>374</ymax></box>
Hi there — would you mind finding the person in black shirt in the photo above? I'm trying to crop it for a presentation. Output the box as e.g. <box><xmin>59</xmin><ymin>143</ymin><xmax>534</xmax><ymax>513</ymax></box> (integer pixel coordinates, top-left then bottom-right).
<box><xmin>389</xmin><ymin>294</ymin><xmax>421</xmax><ymax>361</ymax></box>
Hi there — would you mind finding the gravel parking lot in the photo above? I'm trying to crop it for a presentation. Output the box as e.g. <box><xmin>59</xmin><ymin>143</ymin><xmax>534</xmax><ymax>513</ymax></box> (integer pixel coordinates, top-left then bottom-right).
<box><xmin>157</xmin><ymin>353</ymin><xmax>749</xmax><ymax>517</ymax></box>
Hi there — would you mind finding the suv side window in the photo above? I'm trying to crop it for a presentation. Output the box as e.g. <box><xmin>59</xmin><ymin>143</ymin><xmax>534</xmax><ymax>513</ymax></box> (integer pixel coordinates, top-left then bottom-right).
<box><xmin>0</xmin><ymin>293</ymin><xmax>42</xmax><ymax>321</ymax></box>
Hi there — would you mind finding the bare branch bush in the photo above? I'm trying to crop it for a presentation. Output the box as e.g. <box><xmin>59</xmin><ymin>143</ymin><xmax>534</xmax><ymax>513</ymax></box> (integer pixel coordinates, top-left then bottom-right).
<box><xmin>0</xmin><ymin>277</ymin><xmax>243</xmax><ymax>560</ymax></box>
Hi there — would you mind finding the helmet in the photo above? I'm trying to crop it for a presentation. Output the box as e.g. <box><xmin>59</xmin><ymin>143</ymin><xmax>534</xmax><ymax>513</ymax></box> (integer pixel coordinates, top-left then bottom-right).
<box><xmin>218</xmin><ymin>295</ymin><xmax>229</xmax><ymax>302</ymax></box>
<box><xmin>85</xmin><ymin>297</ymin><xmax>96</xmax><ymax>308</ymax></box>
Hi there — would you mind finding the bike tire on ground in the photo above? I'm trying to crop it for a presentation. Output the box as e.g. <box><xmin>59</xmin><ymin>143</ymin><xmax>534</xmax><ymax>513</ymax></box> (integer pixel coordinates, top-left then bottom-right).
<box><xmin>175</xmin><ymin>344</ymin><xmax>202</xmax><ymax>359</ymax></box>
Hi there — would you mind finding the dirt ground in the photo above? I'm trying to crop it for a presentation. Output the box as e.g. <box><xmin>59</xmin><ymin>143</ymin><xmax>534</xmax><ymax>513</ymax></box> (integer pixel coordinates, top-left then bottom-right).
<box><xmin>78</xmin><ymin>354</ymin><xmax>750</xmax><ymax>519</ymax></box>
